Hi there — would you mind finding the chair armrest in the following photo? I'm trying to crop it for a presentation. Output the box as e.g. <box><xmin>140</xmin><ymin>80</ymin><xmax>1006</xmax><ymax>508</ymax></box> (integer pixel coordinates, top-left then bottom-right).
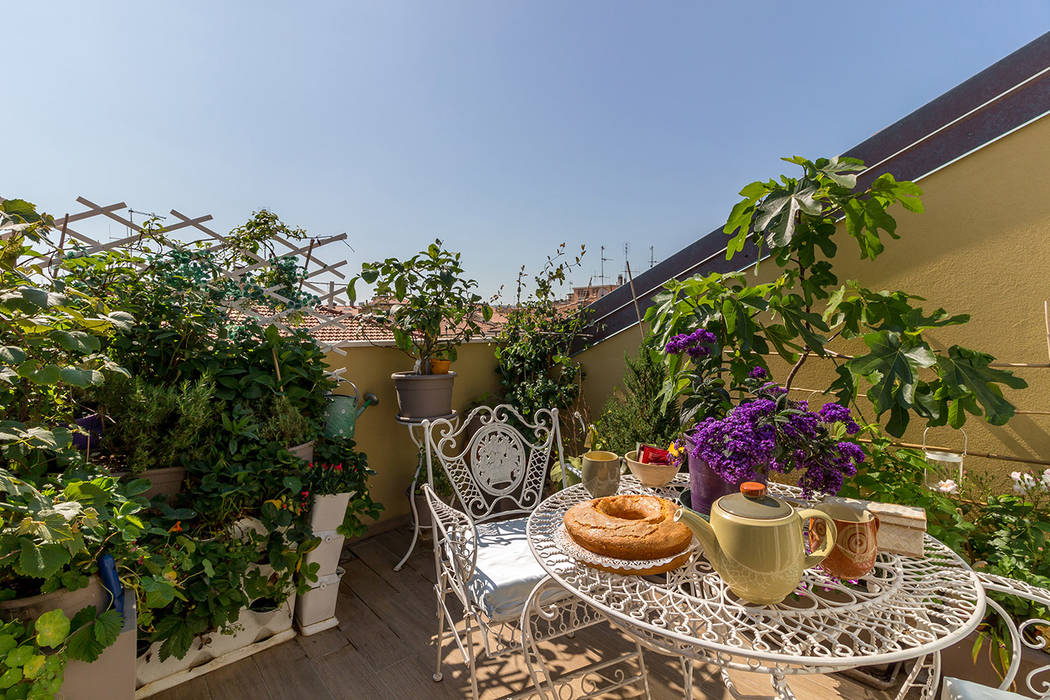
<box><xmin>422</xmin><ymin>484</ymin><xmax>480</xmax><ymax>585</ymax></box>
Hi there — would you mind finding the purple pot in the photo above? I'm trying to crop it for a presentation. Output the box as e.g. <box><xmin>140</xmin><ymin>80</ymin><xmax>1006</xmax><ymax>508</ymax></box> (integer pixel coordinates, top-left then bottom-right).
<box><xmin>72</xmin><ymin>413</ymin><xmax>104</xmax><ymax>452</ymax></box>
<box><xmin>687</xmin><ymin>453</ymin><xmax>767</xmax><ymax>515</ymax></box>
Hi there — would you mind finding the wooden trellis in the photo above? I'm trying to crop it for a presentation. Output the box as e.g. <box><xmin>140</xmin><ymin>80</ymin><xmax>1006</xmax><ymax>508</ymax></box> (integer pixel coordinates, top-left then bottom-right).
<box><xmin>4</xmin><ymin>195</ymin><xmax>363</xmax><ymax>378</ymax></box>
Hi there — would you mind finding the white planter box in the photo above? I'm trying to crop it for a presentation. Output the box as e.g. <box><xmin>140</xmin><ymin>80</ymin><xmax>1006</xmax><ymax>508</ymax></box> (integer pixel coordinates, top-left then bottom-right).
<box><xmin>310</xmin><ymin>492</ymin><xmax>351</xmax><ymax>532</ymax></box>
<box><xmin>135</xmin><ymin>596</ymin><xmax>295</xmax><ymax>697</ymax></box>
<box><xmin>304</xmin><ymin>530</ymin><xmax>345</xmax><ymax>578</ymax></box>
<box><xmin>295</xmin><ymin>567</ymin><xmax>344</xmax><ymax>636</ymax></box>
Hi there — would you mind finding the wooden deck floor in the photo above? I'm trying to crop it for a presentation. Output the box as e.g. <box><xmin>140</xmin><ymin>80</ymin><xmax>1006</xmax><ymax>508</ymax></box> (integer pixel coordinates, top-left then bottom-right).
<box><xmin>152</xmin><ymin>525</ymin><xmax>905</xmax><ymax>700</ymax></box>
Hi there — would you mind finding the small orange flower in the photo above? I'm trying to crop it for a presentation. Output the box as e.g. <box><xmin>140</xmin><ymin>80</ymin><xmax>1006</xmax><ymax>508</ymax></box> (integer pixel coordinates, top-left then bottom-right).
<box><xmin>168</xmin><ymin>520</ymin><xmax>183</xmax><ymax>533</ymax></box>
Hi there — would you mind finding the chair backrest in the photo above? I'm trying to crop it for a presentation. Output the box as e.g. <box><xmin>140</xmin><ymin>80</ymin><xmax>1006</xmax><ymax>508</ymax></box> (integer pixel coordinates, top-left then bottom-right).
<box><xmin>423</xmin><ymin>404</ymin><xmax>567</xmax><ymax>523</ymax></box>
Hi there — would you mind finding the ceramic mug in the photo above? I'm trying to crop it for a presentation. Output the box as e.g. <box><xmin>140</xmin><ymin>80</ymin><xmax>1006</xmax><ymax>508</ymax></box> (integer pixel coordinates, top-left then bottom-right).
<box><xmin>808</xmin><ymin>502</ymin><xmax>880</xmax><ymax>580</ymax></box>
<box><xmin>581</xmin><ymin>450</ymin><xmax>621</xmax><ymax>497</ymax></box>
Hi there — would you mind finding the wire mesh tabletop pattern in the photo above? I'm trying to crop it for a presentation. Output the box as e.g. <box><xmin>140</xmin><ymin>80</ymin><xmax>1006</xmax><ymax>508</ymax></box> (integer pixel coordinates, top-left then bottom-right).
<box><xmin>527</xmin><ymin>474</ymin><xmax>986</xmax><ymax>683</ymax></box>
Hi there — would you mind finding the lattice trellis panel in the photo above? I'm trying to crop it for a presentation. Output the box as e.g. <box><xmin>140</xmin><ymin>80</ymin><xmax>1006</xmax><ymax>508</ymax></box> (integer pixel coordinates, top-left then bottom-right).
<box><xmin>3</xmin><ymin>195</ymin><xmax>363</xmax><ymax>379</ymax></box>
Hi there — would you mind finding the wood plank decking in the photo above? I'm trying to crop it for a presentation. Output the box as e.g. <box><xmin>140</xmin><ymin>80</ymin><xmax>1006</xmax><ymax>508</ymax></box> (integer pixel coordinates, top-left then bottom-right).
<box><xmin>151</xmin><ymin>526</ymin><xmax>903</xmax><ymax>700</ymax></box>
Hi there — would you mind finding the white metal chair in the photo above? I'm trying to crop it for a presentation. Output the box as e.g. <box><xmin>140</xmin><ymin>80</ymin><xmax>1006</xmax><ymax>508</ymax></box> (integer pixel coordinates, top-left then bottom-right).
<box><xmin>942</xmin><ymin>572</ymin><xmax>1050</xmax><ymax>700</ymax></box>
<box><xmin>421</xmin><ymin>404</ymin><xmax>650</xmax><ymax>699</ymax></box>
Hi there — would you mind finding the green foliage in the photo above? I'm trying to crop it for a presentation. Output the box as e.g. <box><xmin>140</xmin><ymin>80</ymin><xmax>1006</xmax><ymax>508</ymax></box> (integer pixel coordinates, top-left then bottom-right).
<box><xmin>258</xmin><ymin>395</ymin><xmax>313</xmax><ymax>447</ymax></box>
<box><xmin>494</xmin><ymin>245</ymin><xmax>587</xmax><ymax>421</ymax></box>
<box><xmin>348</xmin><ymin>239</ymin><xmax>493</xmax><ymax>372</ymax></box>
<box><xmin>646</xmin><ymin>156</ymin><xmax>1025</xmax><ymax>436</ymax></box>
<box><xmin>593</xmin><ymin>347</ymin><xmax>680</xmax><ymax>455</ymax></box>
<box><xmin>89</xmin><ymin>376</ymin><xmax>217</xmax><ymax>474</ymax></box>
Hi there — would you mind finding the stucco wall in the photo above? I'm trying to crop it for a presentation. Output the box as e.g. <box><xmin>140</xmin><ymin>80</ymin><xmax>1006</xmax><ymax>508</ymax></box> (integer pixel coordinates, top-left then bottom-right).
<box><xmin>325</xmin><ymin>342</ymin><xmax>500</xmax><ymax>526</ymax></box>
<box><xmin>577</xmin><ymin>114</ymin><xmax>1050</xmax><ymax>483</ymax></box>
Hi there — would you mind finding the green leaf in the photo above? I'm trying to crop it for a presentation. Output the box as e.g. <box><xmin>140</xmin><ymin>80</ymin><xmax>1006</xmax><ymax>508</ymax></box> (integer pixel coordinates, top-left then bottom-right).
<box><xmin>848</xmin><ymin>331</ymin><xmax>936</xmax><ymax>435</ymax></box>
<box><xmin>0</xmin><ymin>667</ymin><xmax>21</xmax><ymax>690</ymax></box>
<box><xmin>34</xmin><ymin>610</ymin><xmax>70</xmax><ymax>648</ymax></box>
<box><xmin>0</xmin><ymin>636</ymin><xmax>14</xmax><ymax>657</ymax></box>
<box><xmin>936</xmin><ymin>346</ymin><xmax>1027</xmax><ymax>426</ymax></box>
<box><xmin>21</xmin><ymin>655</ymin><xmax>44</xmax><ymax>680</ymax></box>
<box><xmin>140</xmin><ymin>576</ymin><xmax>176</xmax><ymax>608</ymax></box>
<box><xmin>18</xmin><ymin>542</ymin><xmax>69</xmax><ymax>579</ymax></box>
<box><xmin>5</xmin><ymin>646</ymin><xmax>34</xmax><ymax>667</ymax></box>
<box><xmin>0</xmin><ymin>347</ymin><xmax>26</xmax><ymax>365</ymax></box>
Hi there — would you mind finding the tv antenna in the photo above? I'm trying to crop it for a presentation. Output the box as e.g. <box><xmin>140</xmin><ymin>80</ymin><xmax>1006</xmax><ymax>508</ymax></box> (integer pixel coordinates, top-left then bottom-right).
<box><xmin>649</xmin><ymin>245</ymin><xmax>655</xmax><ymax>269</ymax></box>
<box><xmin>623</xmin><ymin>242</ymin><xmax>630</xmax><ymax>281</ymax></box>
<box><xmin>599</xmin><ymin>245</ymin><xmax>612</xmax><ymax>285</ymax></box>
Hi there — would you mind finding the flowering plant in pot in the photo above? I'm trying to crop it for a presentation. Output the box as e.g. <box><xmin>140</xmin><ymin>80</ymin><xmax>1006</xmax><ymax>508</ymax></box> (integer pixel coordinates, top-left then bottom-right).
<box><xmin>348</xmin><ymin>240</ymin><xmax>493</xmax><ymax>420</ymax></box>
<box><xmin>686</xmin><ymin>368</ymin><xmax>865</xmax><ymax>510</ymax></box>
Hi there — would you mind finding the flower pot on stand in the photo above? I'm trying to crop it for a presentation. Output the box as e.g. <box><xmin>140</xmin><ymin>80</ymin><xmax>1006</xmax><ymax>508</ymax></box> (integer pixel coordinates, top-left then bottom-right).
<box><xmin>391</xmin><ymin>371</ymin><xmax>456</xmax><ymax>420</ymax></box>
<box><xmin>310</xmin><ymin>492</ymin><xmax>352</xmax><ymax>532</ymax></box>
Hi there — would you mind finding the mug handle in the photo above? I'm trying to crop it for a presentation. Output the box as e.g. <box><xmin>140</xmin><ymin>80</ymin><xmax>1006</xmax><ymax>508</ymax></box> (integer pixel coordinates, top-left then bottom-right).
<box><xmin>800</xmin><ymin>509</ymin><xmax>837</xmax><ymax>569</ymax></box>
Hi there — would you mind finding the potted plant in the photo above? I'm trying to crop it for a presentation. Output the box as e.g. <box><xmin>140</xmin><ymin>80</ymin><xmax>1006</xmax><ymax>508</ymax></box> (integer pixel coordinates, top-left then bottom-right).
<box><xmin>684</xmin><ymin>366</ymin><xmax>865</xmax><ymax>511</ymax></box>
<box><xmin>261</xmin><ymin>394</ymin><xmax>316</xmax><ymax>462</ymax></box>
<box><xmin>84</xmin><ymin>375</ymin><xmax>216</xmax><ymax>501</ymax></box>
<box><xmin>349</xmin><ymin>240</ymin><xmax>493</xmax><ymax>420</ymax></box>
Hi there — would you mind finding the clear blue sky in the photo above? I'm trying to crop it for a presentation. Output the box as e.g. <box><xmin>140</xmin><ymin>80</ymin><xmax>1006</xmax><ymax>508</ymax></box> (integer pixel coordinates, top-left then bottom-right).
<box><xmin>6</xmin><ymin>2</ymin><xmax>1047</xmax><ymax>299</ymax></box>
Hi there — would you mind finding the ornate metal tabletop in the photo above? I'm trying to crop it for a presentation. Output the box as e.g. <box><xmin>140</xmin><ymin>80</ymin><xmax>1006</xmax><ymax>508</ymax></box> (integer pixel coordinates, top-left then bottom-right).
<box><xmin>526</xmin><ymin>474</ymin><xmax>986</xmax><ymax>679</ymax></box>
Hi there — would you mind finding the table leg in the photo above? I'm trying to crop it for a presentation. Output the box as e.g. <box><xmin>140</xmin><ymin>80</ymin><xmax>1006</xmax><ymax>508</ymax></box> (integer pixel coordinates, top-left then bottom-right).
<box><xmin>681</xmin><ymin>658</ymin><xmax>693</xmax><ymax>698</ymax></box>
<box><xmin>393</xmin><ymin>457</ymin><xmax>424</xmax><ymax>572</ymax></box>
<box><xmin>893</xmin><ymin>652</ymin><xmax>941</xmax><ymax>700</ymax></box>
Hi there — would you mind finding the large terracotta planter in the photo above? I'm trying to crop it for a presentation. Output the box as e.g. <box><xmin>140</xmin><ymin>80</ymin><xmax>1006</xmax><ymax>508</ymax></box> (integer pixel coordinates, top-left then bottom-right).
<box><xmin>392</xmin><ymin>371</ymin><xmax>456</xmax><ymax>420</ymax></box>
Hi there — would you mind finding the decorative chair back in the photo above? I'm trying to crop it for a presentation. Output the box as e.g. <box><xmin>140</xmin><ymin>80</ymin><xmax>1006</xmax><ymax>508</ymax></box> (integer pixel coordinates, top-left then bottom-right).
<box><xmin>423</xmin><ymin>405</ymin><xmax>567</xmax><ymax>523</ymax></box>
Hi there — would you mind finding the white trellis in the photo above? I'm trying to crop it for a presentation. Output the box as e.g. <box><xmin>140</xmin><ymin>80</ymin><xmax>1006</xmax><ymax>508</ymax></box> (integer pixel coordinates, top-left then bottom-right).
<box><xmin>3</xmin><ymin>195</ymin><xmax>364</xmax><ymax>375</ymax></box>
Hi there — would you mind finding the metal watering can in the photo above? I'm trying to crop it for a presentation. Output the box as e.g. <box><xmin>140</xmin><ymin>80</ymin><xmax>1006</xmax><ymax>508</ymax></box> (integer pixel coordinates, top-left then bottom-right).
<box><xmin>324</xmin><ymin>381</ymin><xmax>378</xmax><ymax>440</ymax></box>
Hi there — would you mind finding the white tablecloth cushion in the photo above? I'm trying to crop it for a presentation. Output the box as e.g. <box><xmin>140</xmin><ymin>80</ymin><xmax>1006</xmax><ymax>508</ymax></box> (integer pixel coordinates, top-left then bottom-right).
<box><xmin>942</xmin><ymin>677</ymin><xmax>1029</xmax><ymax>700</ymax></box>
<box><xmin>468</xmin><ymin>517</ymin><xmax>568</xmax><ymax>621</ymax></box>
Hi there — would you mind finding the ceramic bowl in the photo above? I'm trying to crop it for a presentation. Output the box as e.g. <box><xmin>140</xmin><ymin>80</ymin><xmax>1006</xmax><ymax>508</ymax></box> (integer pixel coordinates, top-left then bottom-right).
<box><xmin>624</xmin><ymin>450</ymin><xmax>678</xmax><ymax>488</ymax></box>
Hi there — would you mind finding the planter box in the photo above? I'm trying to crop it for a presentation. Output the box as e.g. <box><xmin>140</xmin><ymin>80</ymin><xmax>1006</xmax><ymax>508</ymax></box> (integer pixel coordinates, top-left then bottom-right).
<box><xmin>140</xmin><ymin>467</ymin><xmax>186</xmax><ymax>503</ymax></box>
<box><xmin>304</xmin><ymin>530</ymin><xmax>345</xmax><ymax>578</ymax></box>
<box><xmin>135</xmin><ymin>596</ymin><xmax>295</xmax><ymax>697</ymax></box>
<box><xmin>0</xmin><ymin>578</ymin><xmax>137</xmax><ymax>700</ymax></box>
<box><xmin>310</xmin><ymin>492</ymin><xmax>351</xmax><ymax>531</ymax></box>
<box><xmin>295</xmin><ymin>567</ymin><xmax>344</xmax><ymax>636</ymax></box>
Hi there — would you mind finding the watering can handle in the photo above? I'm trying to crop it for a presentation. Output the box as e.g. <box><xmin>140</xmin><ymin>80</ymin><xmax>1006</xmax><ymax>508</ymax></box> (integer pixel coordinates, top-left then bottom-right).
<box><xmin>799</xmin><ymin>509</ymin><xmax>837</xmax><ymax>569</ymax></box>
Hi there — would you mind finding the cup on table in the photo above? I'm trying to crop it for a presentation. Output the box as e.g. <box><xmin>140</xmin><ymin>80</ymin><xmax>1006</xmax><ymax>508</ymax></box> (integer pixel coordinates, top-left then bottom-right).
<box><xmin>808</xmin><ymin>502</ymin><xmax>880</xmax><ymax>580</ymax></box>
<box><xmin>581</xmin><ymin>450</ymin><xmax>621</xmax><ymax>497</ymax></box>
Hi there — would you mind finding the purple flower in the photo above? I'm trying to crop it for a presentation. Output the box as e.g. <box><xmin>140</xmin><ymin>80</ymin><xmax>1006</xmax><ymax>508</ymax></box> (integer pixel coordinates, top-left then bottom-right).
<box><xmin>818</xmin><ymin>402</ymin><xmax>861</xmax><ymax>434</ymax></box>
<box><xmin>687</xmin><ymin>398</ymin><xmax>865</xmax><ymax>498</ymax></box>
<box><xmin>665</xmin><ymin>328</ymin><xmax>717</xmax><ymax>357</ymax></box>
<box><xmin>748</xmin><ymin>366</ymin><xmax>768</xmax><ymax>379</ymax></box>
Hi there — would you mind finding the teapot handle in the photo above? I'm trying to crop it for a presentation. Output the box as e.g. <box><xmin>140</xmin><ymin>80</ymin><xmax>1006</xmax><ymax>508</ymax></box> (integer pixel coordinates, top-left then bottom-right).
<box><xmin>799</xmin><ymin>509</ymin><xmax>837</xmax><ymax>569</ymax></box>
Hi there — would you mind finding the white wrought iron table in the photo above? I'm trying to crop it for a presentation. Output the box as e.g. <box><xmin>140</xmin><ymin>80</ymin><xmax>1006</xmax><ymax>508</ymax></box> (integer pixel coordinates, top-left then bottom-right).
<box><xmin>525</xmin><ymin>474</ymin><xmax>986</xmax><ymax>699</ymax></box>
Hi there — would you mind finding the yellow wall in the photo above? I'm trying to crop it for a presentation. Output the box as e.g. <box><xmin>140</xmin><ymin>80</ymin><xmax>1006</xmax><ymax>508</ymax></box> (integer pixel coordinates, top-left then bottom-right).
<box><xmin>578</xmin><ymin>115</ymin><xmax>1050</xmax><ymax>483</ymax></box>
<box><xmin>324</xmin><ymin>342</ymin><xmax>500</xmax><ymax>526</ymax></box>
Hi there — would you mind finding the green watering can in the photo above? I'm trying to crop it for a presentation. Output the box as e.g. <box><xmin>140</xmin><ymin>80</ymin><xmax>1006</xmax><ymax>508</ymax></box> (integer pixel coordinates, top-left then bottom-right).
<box><xmin>324</xmin><ymin>382</ymin><xmax>378</xmax><ymax>440</ymax></box>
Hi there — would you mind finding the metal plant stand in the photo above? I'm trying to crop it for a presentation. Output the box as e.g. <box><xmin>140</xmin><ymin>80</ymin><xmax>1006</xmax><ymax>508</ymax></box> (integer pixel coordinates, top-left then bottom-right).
<box><xmin>526</xmin><ymin>474</ymin><xmax>987</xmax><ymax>700</ymax></box>
<box><xmin>393</xmin><ymin>411</ymin><xmax>457</xmax><ymax>571</ymax></box>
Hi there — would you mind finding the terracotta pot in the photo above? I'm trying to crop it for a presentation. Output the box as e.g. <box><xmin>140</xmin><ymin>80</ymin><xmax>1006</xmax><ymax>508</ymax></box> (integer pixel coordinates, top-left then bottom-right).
<box><xmin>809</xmin><ymin>502</ymin><xmax>880</xmax><ymax>580</ymax></box>
<box><xmin>391</xmin><ymin>371</ymin><xmax>456</xmax><ymax>420</ymax></box>
<box><xmin>688</xmin><ymin>453</ymin><xmax>762</xmax><ymax>515</ymax></box>
<box><xmin>429</xmin><ymin>358</ymin><xmax>451</xmax><ymax>374</ymax></box>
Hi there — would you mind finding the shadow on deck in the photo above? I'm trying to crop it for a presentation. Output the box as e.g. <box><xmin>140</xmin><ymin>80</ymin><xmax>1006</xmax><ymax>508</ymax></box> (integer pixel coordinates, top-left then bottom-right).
<box><xmin>151</xmin><ymin>527</ymin><xmax>902</xmax><ymax>699</ymax></box>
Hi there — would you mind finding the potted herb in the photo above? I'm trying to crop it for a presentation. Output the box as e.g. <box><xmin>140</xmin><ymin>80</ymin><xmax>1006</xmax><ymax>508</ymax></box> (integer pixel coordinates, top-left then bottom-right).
<box><xmin>261</xmin><ymin>395</ymin><xmax>316</xmax><ymax>462</ymax></box>
<box><xmin>349</xmin><ymin>240</ymin><xmax>493</xmax><ymax>420</ymax></box>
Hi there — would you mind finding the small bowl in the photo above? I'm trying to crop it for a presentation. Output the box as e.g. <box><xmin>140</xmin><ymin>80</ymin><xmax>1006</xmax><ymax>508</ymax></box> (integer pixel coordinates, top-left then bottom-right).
<box><xmin>624</xmin><ymin>450</ymin><xmax>678</xmax><ymax>488</ymax></box>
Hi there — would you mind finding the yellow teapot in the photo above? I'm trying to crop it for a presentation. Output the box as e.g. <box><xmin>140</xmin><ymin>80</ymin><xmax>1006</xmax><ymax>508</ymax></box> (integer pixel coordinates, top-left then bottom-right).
<box><xmin>674</xmin><ymin>482</ymin><xmax>837</xmax><ymax>605</ymax></box>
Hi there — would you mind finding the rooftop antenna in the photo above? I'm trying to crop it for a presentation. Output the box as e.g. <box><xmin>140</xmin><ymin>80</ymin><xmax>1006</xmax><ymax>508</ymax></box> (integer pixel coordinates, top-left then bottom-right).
<box><xmin>623</xmin><ymin>242</ymin><xmax>630</xmax><ymax>281</ymax></box>
<box><xmin>649</xmin><ymin>245</ymin><xmax>655</xmax><ymax>269</ymax></box>
<box><xmin>599</xmin><ymin>245</ymin><xmax>611</xmax><ymax>285</ymax></box>
<box><xmin>127</xmin><ymin>208</ymin><xmax>166</xmax><ymax>236</ymax></box>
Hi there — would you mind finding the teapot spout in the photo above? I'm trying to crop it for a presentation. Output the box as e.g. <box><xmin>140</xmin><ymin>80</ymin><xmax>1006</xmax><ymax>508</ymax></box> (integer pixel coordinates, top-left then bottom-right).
<box><xmin>674</xmin><ymin>507</ymin><xmax>720</xmax><ymax>563</ymax></box>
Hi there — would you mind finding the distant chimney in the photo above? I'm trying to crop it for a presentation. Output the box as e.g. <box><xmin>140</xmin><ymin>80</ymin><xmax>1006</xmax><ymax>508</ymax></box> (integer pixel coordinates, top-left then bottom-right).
<box><xmin>617</xmin><ymin>274</ymin><xmax>624</xmax><ymax>285</ymax></box>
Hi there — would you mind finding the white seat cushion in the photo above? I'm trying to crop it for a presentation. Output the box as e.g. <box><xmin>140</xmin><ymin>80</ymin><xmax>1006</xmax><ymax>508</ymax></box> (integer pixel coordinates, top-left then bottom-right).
<box><xmin>942</xmin><ymin>677</ymin><xmax>1029</xmax><ymax>700</ymax></box>
<box><xmin>468</xmin><ymin>517</ymin><xmax>568</xmax><ymax>621</ymax></box>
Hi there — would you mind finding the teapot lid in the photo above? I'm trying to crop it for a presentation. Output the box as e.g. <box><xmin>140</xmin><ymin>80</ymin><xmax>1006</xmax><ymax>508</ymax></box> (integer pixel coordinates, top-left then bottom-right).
<box><xmin>717</xmin><ymin>482</ymin><xmax>793</xmax><ymax>520</ymax></box>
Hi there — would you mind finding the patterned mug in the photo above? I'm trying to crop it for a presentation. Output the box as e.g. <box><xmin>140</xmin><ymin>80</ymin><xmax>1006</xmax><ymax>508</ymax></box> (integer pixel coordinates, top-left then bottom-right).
<box><xmin>581</xmin><ymin>450</ymin><xmax>621</xmax><ymax>498</ymax></box>
<box><xmin>808</xmin><ymin>502</ymin><xmax>880</xmax><ymax>580</ymax></box>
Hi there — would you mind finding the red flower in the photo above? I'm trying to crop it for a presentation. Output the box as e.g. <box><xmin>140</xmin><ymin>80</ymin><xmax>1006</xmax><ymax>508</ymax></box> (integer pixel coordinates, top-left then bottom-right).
<box><xmin>301</xmin><ymin>490</ymin><xmax>309</xmax><ymax>497</ymax></box>
<box><xmin>168</xmin><ymin>520</ymin><xmax>183</xmax><ymax>533</ymax></box>
<box><xmin>334</xmin><ymin>464</ymin><xmax>343</xmax><ymax>472</ymax></box>
<box><xmin>308</xmin><ymin>462</ymin><xmax>314</xmax><ymax>469</ymax></box>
